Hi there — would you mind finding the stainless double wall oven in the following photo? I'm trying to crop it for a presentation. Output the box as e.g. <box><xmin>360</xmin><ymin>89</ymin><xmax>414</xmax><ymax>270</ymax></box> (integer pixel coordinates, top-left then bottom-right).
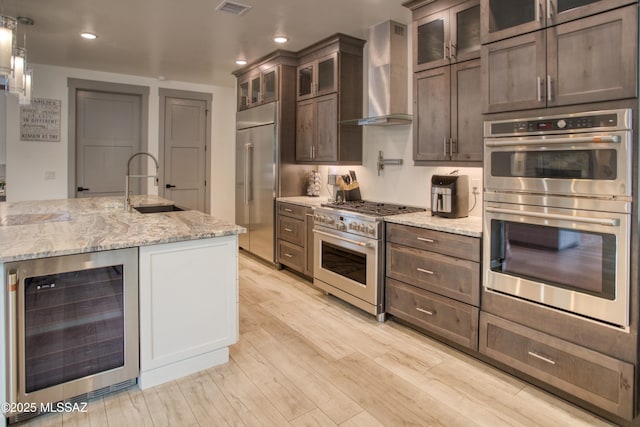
<box><xmin>483</xmin><ymin>109</ymin><xmax>632</xmax><ymax>328</ymax></box>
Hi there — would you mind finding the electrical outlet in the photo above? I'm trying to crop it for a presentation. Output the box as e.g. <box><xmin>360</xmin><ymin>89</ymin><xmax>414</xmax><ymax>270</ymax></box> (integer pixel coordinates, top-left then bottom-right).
<box><xmin>44</xmin><ymin>171</ymin><xmax>56</xmax><ymax>180</ymax></box>
<box><xmin>471</xmin><ymin>178</ymin><xmax>481</xmax><ymax>195</ymax></box>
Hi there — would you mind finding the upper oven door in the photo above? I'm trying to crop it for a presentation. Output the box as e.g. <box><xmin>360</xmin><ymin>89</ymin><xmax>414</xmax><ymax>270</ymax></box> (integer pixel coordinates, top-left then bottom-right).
<box><xmin>313</xmin><ymin>227</ymin><xmax>380</xmax><ymax>305</ymax></box>
<box><xmin>483</xmin><ymin>197</ymin><xmax>630</xmax><ymax>327</ymax></box>
<box><xmin>484</xmin><ymin>130</ymin><xmax>632</xmax><ymax>198</ymax></box>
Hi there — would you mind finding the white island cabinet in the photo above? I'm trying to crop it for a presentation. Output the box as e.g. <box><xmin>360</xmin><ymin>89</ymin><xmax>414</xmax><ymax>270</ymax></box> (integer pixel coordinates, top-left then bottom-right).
<box><xmin>138</xmin><ymin>235</ymin><xmax>239</xmax><ymax>389</ymax></box>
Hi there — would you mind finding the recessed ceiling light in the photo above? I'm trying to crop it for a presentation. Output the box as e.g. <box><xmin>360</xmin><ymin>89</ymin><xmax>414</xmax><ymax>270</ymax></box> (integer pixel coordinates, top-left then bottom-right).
<box><xmin>80</xmin><ymin>32</ymin><xmax>97</xmax><ymax>40</ymax></box>
<box><xmin>235</xmin><ymin>59</ymin><xmax>247</xmax><ymax>66</ymax></box>
<box><xmin>274</xmin><ymin>36</ymin><xmax>288</xmax><ymax>44</ymax></box>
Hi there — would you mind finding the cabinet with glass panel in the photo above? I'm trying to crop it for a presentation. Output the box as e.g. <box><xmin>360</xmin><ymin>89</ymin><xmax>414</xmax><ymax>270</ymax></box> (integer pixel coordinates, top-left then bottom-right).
<box><xmin>408</xmin><ymin>0</ymin><xmax>480</xmax><ymax>72</ymax></box>
<box><xmin>234</xmin><ymin>53</ymin><xmax>292</xmax><ymax>111</ymax></box>
<box><xmin>481</xmin><ymin>0</ymin><xmax>636</xmax><ymax>44</ymax></box>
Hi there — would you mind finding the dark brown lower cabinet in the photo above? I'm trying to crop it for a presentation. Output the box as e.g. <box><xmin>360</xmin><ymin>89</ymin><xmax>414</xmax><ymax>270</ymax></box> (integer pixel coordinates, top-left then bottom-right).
<box><xmin>276</xmin><ymin>202</ymin><xmax>314</xmax><ymax>278</ymax></box>
<box><xmin>479</xmin><ymin>312</ymin><xmax>634</xmax><ymax>420</ymax></box>
<box><xmin>387</xmin><ymin>278</ymin><xmax>479</xmax><ymax>350</ymax></box>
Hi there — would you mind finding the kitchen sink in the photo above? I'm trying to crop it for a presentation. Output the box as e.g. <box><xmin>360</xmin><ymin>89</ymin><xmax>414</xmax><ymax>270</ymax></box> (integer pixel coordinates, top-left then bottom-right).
<box><xmin>133</xmin><ymin>204</ymin><xmax>186</xmax><ymax>214</ymax></box>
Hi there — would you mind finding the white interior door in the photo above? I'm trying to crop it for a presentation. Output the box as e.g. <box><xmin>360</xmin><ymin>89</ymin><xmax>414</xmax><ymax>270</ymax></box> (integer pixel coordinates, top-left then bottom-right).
<box><xmin>75</xmin><ymin>90</ymin><xmax>143</xmax><ymax>198</ymax></box>
<box><xmin>162</xmin><ymin>97</ymin><xmax>207</xmax><ymax>211</ymax></box>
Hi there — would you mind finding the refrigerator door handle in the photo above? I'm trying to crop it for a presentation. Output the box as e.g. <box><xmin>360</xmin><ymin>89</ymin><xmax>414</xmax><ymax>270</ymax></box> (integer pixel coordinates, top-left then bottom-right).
<box><xmin>245</xmin><ymin>143</ymin><xmax>254</xmax><ymax>203</ymax></box>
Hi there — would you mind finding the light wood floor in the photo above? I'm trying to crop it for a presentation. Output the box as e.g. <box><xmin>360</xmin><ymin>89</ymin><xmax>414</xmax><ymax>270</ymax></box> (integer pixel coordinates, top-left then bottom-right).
<box><xmin>20</xmin><ymin>252</ymin><xmax>615</xmax><ymax>427</ymax></box>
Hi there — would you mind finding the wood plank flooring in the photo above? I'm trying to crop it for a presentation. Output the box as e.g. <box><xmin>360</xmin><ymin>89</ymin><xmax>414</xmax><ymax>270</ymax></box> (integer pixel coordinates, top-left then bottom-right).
<box><xmin>19</xmin><ymin>252</ymin><xmax>615</xmax><ymax>426</ymax></box>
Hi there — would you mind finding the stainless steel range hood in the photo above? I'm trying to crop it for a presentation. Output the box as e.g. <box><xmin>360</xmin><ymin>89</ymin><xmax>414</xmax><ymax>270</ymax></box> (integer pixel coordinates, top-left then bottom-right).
<box><xmin>358</xmin><ymin>20</ymin><xmax>411</xmax><ymax>127</ymax></box>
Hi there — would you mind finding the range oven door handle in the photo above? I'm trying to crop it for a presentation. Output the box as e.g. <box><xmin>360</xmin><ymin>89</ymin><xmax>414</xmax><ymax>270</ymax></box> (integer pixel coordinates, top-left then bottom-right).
<box><xmin>313</xmin><ymin>229</ymin><xmax>373</xmax><ymax>248</ymax></box>
<box><xmin>485</xmin><ymin>135</ymin><xmax>620</xmax><ymax>147</ymax></box>
<box><xmin>485</xmin><ymin>207</ymin><xmax>620</xmax><ymax>227</ymax></box>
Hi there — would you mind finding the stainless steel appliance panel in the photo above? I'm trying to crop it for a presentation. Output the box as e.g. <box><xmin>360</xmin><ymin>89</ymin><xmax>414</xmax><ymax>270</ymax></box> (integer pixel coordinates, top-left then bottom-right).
<box><xmin>235</xmin><ymin>103</ymin><xmax>277</xmax><ymax>263</ymax></box>
<box><xmin>484</xmin><ymin>108</ymin><xmax>632</xmax><ymax>199</ymax></box>
<box><xmin>6</xmin><ymin>248</ymin><xmax>139</xmax><ymax>422</ymax></box>
<box><xmin>483</xmin><ymin>194</ymin><xmax>630</xmax><ymax>327</ymax></box>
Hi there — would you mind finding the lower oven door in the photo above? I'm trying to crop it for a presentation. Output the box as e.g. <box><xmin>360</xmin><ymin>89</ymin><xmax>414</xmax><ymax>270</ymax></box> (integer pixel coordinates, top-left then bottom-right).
<box><xmin>483</xmin><ymin>198</ymin><xmax>630</xmax><ymax>327</ymax></box>
<box><xmin>313</xmin><ymin>227</ymin><xmax>381</xmax><ymax>308</ymax></box>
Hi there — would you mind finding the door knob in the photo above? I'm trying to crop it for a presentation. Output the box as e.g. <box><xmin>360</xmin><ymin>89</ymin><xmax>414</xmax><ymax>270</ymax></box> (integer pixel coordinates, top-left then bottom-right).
<box><xmin>165</xmin><ymin>184</ymin><xmax>176</xmax><ymax>189</ymax></box>
<box><xmin>77</xmin><ymin>187</ymin><xmax>90</xmax><ymax>192</ymax></box>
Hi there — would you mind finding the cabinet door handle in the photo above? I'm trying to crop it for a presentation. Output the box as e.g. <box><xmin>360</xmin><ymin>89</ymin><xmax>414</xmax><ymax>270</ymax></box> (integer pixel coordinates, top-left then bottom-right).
<box><xmin>416</xmin><ymin>307</ymin><xmax>434</xmax><ymax>316</ymax></box>
<box><xmin>449</xmin><ymin>40</ymin><xmax>456</xmax><ymax>59</ymax></box>
<box><xmin>284</xmin><ymin>208</ymin><xmax>293</xmax><ymax>213</ymax></box>
<box><xmin>547</xmin><ymin>0</ymin><xmax>553</xmax><ymax>19</ymax></box>
<box><xmin>417</xmin><ymin>237</ymin><xmax>435</xmax><ymax>243</ymax></box>
<box><xmin>528</xmin><ymin>351</ymin><xmax>556</xmax><ymax>365</ymax></box>
<box><xmin>444</xmin><ymin>41</ymin><xmax>449</xmax><ymax>60</ymax></box>
<box><xmin>443</xmin><ymin>138</ymin><xmax>448</xmax><ymax>156</ymax></box>
<box><xmin>536</xmin><ymin>76</ymin><xmax>542</xmax><ymax>102</ymax></box>
<box><xmin>284</xmin><ymin>228</ymin><xmax>293</xmax><ymax>233</ymax></box>
<box><xmin>283</xmin><ymin>253</ymin><xmax>293</xmax><ymax>258</ymax></box>
<box><xmin>417</xmin><ymin>267</ymin><xmax>434</xmax><ymax>275</ymax></box>
<box><xmin>547</xmin><ymin>75</ymin><xmax>553</xmax><ymax>102</ymax></box>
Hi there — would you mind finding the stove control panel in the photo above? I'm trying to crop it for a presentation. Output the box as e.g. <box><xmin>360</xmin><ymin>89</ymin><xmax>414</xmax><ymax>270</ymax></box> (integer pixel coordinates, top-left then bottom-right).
<box><xmin>314</xmin><ymin>210</ymin><xmax>381</xmax><ymax>239</ymax></box>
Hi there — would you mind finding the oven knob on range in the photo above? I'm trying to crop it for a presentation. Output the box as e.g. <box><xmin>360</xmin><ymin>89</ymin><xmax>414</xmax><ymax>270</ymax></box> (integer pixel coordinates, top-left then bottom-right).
<box><xmin>366</xmin><ymin>225</ymin><xmax>376</xmax><ymax>235</ymax></box>
<box><xmin>326</xmin><ymin>216</ymin><xmax>335</xmax><ymax>224</ymax></box>
<box><xmin>336</xmin><ymin>221</ymin><xmax>346</xmax><ymax>231</ymax></box>
<box><xmin>557</xmin><ymin>119</ymin><xmax>567</xmax><ymax>129</ymax></box>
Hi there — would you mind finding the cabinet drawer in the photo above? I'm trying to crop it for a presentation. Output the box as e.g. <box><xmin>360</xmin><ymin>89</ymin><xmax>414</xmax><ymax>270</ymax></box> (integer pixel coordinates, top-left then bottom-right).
<box><xmin>479</xmin><ymin>312</ymin><xmax>634</xmax><ymax>419</ymax></box>
<box><xmin>277</xmin><ymin>203</ymin><xmax>307</xmax><ymax>220</ymax></box>
<box><xmin>277</xmin><ymin>240</ymin><xmax>304</xmax><ymax>273</ymax></box>
<box><xmin>386</xmin><ymin>242</ymin><xmax>480</xmax><ymax>306</ymax></box>
<box><xmin>386</xmin><ymin>278</ymin><xmax>479</xmax><ymax>350</ymax></box>
<box><xmin>277</xmin><ymin>216</ymin><xmax>304</xmax><ymax>246</ymax></box>
<box><xmin>386</xmin><ymin>223</ymin><xmax>480</xmax><ymax>262</ymax></box>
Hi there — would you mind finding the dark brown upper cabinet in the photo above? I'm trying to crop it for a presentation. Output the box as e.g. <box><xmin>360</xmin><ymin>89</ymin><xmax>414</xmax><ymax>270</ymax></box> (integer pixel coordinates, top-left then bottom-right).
<box><xmin>481</xmin><ymin>0</ymin><xmax>636</xmax><ymax>44</ymax></box>
<box><xmin>410</xmin><ymin>0</ymin><xmax>481</xmax><ymax>72</ymax></box>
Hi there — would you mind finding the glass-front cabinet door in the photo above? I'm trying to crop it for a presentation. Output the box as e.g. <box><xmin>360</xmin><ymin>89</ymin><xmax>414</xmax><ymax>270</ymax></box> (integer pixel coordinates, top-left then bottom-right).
<box><xmin>481</xmin><ymin>0</ymin><xmax>544</xmax><ymax>44</ymax></box>
<box><xmin>415</xmin><ymin>9</ymin><xmax>449</xmax><ymax>72</ymax></box>
<box><xmin>238</xmin><ymin>78</ymin><xmax>250</xmax><ymax>110</ymax></box>
<box><xmin>250</xmin><ymin>74</ymin><xmax>261</xmax><ymax>105</ymax></box>
<box><xmin>316</xmin><ymin>53</ymin><xmax>338</xmax><ymax>96</ymax></box>
<box><xmin>262</xmin><ymin>66</ymin><xmax>278</xmax><ymax>104</ymax></box>
<box><xmin>550</xmin><ymin>0</ymin><xmax>634</xmax><ymax>25</ymax></box>
<box><xmin>297</xmin><ymin>61</ymin><xmax>314</xmax><ymax>100</ymax></box>
<box><xmin>451</xmin><ymin>0</ymin><xmax>481</xmax><ymax>63</ymax></box>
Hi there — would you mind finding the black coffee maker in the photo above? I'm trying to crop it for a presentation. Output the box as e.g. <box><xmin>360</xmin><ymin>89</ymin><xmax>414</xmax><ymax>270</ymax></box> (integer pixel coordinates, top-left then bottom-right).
<box><xmin>431</xmin><ymin>175</ymin><xmax>469</xmax><ymax>218</ymax></box>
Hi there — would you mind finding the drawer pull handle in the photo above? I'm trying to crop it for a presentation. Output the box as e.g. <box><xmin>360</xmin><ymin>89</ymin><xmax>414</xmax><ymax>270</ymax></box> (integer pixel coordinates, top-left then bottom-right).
<box><xmin>417</xmin><ymin>237</ymin><xmax>434</xmax><ymax>243</ymax></box>
<box><xmin>528</xmin><ymin>351</ymin><xmax>556</xmax><ymax>365</ymax></box>
<box><xmin>417</xmin><ymin>267</ymin><xmax>434</xmax><ymax>275</ymax></box>
<box><xmin>416</xmin><ymin>307</ymin><xmax>434</xmax><ymax>316</ymax></box>
<box><xmin>284</xmin><ymin>228</ymin><xmax>293</xmax><ymax>233</ymax></box>
<box><xmin>284</xmin><ymin>208</ymin><xmax>293</xmax><ymax>213</ymax></box>
<box><xmin>283</xmin><ymin>253</ymin><xmax>293</xmax><ymax>258</ymax></box>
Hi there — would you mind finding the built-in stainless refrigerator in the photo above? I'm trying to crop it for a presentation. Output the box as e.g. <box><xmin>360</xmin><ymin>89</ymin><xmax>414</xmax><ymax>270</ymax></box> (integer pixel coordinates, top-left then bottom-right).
<box><xmin>235</xmin><ymin>103</ymin><xmax>279</xmax><ymax>262</ymax></box>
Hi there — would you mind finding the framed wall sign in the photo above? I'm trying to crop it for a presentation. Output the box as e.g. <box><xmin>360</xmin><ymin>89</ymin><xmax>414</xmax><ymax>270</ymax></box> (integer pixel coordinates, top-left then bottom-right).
<box><xmin>20</xmin><ymin>98</ymin><xmax>62</xmax><ymax>142</ymax></box>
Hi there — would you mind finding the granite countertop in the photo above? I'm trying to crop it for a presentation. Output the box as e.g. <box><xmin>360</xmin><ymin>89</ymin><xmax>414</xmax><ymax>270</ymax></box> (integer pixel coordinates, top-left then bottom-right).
<box><xmin>0</xmin><ymin>195</ymin><xmax>246</xmax><ymax>263</ymax></box>
<box><xmin>384</xmin><ymin>211</ymin><xmax>483</xmax><ymax>238</ymax></box>
<box><xmin>276</xmin><ymin>196</ymin><xmax>328</xmax><ymax>208</ymax></box>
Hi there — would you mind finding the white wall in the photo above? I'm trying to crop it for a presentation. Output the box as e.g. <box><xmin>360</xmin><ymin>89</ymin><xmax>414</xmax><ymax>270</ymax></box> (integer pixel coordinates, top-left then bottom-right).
<box><xmin>4</xmin><ymin>64</ymin><xmax>236</xmax><ymax>222</ymax></box>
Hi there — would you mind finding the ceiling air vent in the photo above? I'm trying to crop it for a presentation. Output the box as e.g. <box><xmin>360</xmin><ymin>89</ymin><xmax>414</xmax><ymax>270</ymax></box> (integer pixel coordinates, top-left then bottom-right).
<box><xmin>215</xmin><ymin>0</ymin><xmax>252</xmax><ymax>16</ymax></box>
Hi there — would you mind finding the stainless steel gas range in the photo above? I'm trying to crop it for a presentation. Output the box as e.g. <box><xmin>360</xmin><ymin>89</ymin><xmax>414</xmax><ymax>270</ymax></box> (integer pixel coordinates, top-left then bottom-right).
<box><xmin>313</xmin><ymin>201</ymin><xmax>425</xmax><ymax>321</ymax></box>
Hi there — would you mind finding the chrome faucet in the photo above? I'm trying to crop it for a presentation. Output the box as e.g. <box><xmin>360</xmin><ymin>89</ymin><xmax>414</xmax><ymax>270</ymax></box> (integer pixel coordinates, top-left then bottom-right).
<box><xmin>124</xmin><ymin>152</ymin><xmax>159</xmax><ymax>211</ymax></box>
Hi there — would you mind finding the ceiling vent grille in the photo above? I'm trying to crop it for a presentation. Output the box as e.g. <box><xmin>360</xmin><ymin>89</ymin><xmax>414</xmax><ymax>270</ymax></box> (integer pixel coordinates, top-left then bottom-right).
<box><xmin>216</xmin><ymin>0</ymin><xmax>252</xmax><ymax>16</ymax></box>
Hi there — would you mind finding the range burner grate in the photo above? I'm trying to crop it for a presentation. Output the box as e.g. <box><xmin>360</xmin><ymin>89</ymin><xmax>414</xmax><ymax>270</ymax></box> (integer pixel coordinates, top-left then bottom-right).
<box><xmin>321</xmin><ymin>201</ymin><xmax>425</xmax><ymax>217</ymax></box>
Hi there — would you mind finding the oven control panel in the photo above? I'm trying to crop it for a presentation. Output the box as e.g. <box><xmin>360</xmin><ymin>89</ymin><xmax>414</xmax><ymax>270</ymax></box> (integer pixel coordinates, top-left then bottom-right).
<box><xmin>314</xmin><ymin>210</ymin><xmax>381</xmax><ymax>239</ymax></box>
<box><xmin>485</xmin><ymin>110</ymin><xmax>631</xmax><ymax>137</ymax></box>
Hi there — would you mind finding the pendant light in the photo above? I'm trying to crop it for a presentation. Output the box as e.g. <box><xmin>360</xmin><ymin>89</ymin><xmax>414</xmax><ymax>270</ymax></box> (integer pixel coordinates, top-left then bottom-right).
<box><xmin>9</xmin><ymin>45</ymin><xmax>25</xmax><ymax>95</ymax></box>
<box><xmin>0</xmin><ymin>15</ymin><xmax>16</xmax><ymax>77</ymax></box>
<box><xmin>18</xmin><ymin>67</ymin><xmax>31</xmax><ymax>105</ymax></box>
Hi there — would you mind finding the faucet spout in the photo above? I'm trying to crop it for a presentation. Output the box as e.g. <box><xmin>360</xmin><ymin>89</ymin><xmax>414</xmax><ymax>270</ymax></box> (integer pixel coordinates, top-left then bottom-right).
<box><xmin>124</xmin><ymin>152</ymin><xmax>160</xmax><ymax>211</ymax></box>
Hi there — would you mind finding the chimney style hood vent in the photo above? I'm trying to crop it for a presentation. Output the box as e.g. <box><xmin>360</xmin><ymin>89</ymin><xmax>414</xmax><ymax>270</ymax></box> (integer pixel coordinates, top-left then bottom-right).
<box><xmin>358</xmin><ymin>20</ymin><xmax>411</xmax><ymax>127</ymax></box>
